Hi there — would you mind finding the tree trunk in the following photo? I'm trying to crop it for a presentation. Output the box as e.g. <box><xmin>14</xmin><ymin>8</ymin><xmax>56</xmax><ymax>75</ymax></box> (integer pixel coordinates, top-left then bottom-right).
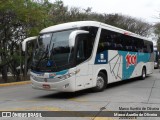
<box><xmin>2</xmin><ymin>65</ymin><xmax>8</xmax><ymax>83</ymax></box>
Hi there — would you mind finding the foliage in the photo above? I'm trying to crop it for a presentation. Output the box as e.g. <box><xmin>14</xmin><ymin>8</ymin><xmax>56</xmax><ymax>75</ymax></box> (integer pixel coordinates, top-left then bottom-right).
<box><xmin>0</xmin><ymin>0</ymin><xmax>51</xmax><ymax>82</ymax></box>
<box><xmin>104</xmin><ymin>14</ymin><xmax>152</xmax><ymax>36</ymax></box>
<box><xmin>154</xmin><ymin>23</ymin><xmax>160</xmax><ymax>51</ymax></box>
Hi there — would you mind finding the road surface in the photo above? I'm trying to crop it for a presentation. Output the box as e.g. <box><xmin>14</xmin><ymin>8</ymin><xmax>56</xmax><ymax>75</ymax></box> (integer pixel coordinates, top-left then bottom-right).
<box><xmin>0</xmin><ymin>69</ymin><xmax>160</xmax><ymax>120</ymax></box>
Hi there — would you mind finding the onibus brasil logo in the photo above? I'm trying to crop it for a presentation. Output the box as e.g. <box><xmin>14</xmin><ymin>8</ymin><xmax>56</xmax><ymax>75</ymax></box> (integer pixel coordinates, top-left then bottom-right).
<box><xmin>125</xmin><ymin>53</ymin><xmax>137</xmax><ymax>69</ymax></box>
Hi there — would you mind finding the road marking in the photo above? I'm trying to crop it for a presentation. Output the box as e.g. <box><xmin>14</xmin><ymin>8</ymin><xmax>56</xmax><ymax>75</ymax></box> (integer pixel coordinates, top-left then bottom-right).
<box><xmin>0</xmin><ymin>81</ymin><xmax>31</xmax><ymax>87</ymax></box>
<box><xmin>21</xmin><ymin>100</ymin><xmax>42</xmax><ymax>103</ymax></box>
<box><xmin>68</xmin><ymin>98</ymin><xmax>88</xmax><ymax>102</ymax></box>
<box><xmin>93</xmin><ymin>117</ymin><xmax>115</xmax><ymax>120</ymax></box>
<box><xmin>0</xmin><ymin>106</ymin><xmax>62</xmax><ymax>111</ymax></box>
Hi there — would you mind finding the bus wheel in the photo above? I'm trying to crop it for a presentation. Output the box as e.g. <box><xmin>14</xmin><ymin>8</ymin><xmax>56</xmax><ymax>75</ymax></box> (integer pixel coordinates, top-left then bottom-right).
<box><xmin>141</xmin><ymin>67</ymin><xmax>146</xmax><ymax>80</ymax></box>
<box><xmin>92</xmin><ymin>72</ymin><xmax>107</xmax><ymax>92</ymax></box>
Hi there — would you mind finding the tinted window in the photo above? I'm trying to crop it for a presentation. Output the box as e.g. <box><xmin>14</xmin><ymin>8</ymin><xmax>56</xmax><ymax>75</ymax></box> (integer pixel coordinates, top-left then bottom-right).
<box><xmin>75</xmin><ymin>27</ymin><xmax>98</xmax><ymax>64</ymax></box>
<box><xmin>97</xmin><ymin>29</ymin><xmax>153</xmax><ymax>53</ymax></box>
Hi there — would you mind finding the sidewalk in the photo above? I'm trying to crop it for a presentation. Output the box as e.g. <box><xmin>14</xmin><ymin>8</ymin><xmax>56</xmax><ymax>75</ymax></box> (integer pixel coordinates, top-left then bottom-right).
<box><xmin>0</xmin><ymin>81</ymin><xmax>31</xmax><ymax>87</ymax></box>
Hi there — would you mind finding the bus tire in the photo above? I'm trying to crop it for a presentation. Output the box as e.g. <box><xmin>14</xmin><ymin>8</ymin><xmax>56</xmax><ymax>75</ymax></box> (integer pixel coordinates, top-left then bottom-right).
<box><xmin>140</xmin><ymin>67</ymin><xmax>146</xmax><ymax>80</ymax></box>
<box><xmin>92</xmin><ymin>72</ymin><xmax>107</xmax><ymax>92</ymax></box>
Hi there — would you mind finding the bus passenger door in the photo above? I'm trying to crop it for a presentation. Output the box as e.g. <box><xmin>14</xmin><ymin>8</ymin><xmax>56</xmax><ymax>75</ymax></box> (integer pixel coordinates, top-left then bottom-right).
<box><xmin>75</xmin><ymin>34</ymin><xmax>93</xmax><ymax>91</ymax></box>
<box><xmin>75</xmin><ymin>62</ymin><xmax>91</xmax><ymax>91</ymax></box>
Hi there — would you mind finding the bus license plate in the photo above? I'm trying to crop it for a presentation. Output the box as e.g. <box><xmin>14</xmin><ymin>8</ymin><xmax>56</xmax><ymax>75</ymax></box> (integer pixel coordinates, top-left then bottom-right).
<box><xmin>42</xmin><ymin>84</ymin><xmax>50</xmax><ymax>89</ymax></box>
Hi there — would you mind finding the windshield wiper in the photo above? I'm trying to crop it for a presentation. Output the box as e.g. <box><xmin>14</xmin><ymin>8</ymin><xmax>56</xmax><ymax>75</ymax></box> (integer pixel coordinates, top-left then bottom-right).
<box><xmin>35</xmin><ymin>47</ymin><xmax>49</xmax><ymax>69</ymax></box>
<box><xmin>49</xmin><ymin>43</ymin><xmax>58</xmax><ymax>69</ymax></box>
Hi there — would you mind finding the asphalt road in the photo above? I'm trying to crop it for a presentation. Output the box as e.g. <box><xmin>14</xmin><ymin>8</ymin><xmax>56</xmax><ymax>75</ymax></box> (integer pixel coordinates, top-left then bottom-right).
<box><xmin>0</xmin><ymin>69</ymin><xmax>160</xmax><ymax>120</ymax></box>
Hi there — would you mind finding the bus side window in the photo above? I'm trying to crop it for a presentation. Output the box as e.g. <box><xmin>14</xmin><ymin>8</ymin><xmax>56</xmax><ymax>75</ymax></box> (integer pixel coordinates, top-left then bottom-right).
<box><xmin>77</xmin><ymin>39</ymin><xmax>85</xmax><ymax>60</ymax></box>
<box><xmin>75</xmin><ymin>34</ymin><xmax>94</xmax><ymax>64</ymax></box>
<box><xmin>97</xmin><ymin>29</ymin><xmax>107</xmax><ymax>53</ymax></box>
<box><xmin>128</xmin><ymin>46</ymin><xmax>132</xmax><ymax>51</ymax></box>
<box><xmin>133</xmin><ymin>46</ymin><xmax>137</xmax><ymax>52</ymax></box>
<box><xmin>110</xmin><ymin>42</ymin><xmax>116</xmax><ymax>50</ymax></box>
<box><xmin>116</xmin><ymin>44</ymin><xmax>123</xmax><ymax>50</ymax></box>
<box><xmin>76</xmin><ymin>34</ymin><xmax>87</xmax><ymax>62</ymax></box>
<box><xmin>104</xmin><ymin>42</ymin><xmax>111</xmax><ymax>48</ymax></box>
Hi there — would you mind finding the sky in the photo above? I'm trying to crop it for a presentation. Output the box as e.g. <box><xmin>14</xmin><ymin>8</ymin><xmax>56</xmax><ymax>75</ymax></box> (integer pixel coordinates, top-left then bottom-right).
<box><xmin>51</xmin><ymin>0</ymin><xmax>160</xmax><ymax>24</ymax></box>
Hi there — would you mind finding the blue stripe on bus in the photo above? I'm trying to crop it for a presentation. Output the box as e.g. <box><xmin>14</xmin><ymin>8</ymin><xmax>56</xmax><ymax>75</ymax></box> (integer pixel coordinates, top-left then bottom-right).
<box><xmin>94</xmin><ymin>50</ymin><xmax>151</xmax><ymax>80</ymax></box>
<box><xmin>118</xmin><ymin>51</ymin><xmax>150</xmax><ymax>80</ymax></box>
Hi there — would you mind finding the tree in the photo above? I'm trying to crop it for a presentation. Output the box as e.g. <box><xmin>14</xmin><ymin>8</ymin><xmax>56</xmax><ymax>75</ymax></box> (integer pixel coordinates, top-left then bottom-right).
<box><xmin>0</xmin><ymin>0</ymin><xmax>51</xmax><ymax>82</ymax></box>
<box><xmin>154</xmin><ymin>23</ymin><xmax>160</xmax><ymax>50</ymax></box>
<box><xmin>103</xmin><ymin>14</ymin><xmax>152</xmax><ymax>36</ymax></box>
<box><xmin>49</xmin><ymin>0</ymin><xmax>69</xmax><ymax>24</ymax></box>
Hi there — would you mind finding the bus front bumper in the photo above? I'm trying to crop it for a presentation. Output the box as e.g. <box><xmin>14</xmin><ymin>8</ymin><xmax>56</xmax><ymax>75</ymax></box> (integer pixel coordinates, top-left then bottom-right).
<box><xmin>30</xmin><ymin>77</ymin><xmax>76</xmax><ymax>92</ymax></box>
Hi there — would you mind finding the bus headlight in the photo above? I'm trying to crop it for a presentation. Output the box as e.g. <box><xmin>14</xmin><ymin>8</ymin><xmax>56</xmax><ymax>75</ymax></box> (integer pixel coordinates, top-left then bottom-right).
<box><xmin>58</xmin><ymin>69</ymin><xmax>80</xmax><ymax>80</ymax></box>
<box><xmin>155</xmin><ymin>62</ymin><xmax>157</xmax><ymax>65</ymax></box>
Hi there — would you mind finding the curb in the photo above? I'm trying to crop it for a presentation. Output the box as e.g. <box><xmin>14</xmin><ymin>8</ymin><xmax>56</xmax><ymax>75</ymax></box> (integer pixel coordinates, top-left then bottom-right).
<box><xmin>0</xmin><ymin>81</ymin><xmax>31</xmax><ymax>87</ymax></box>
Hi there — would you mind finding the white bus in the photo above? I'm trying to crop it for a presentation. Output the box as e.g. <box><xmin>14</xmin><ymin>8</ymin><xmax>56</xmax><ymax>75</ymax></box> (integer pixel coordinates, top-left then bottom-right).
<box><xmin>25</xmin><ymin>21</ymin><xmax>154</xmax><ymax>92</ymax></box>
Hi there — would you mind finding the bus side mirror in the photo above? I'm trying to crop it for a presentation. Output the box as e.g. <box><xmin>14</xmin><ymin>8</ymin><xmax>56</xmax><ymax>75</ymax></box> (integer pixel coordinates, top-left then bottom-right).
<box><xmin>22</xmin><ymin>36</ymin><xmax>37</xmax><ymax>51</ymax></box>
<box><xmin>69</xmin><ymin>30</ymin><xmax>89</xmax><ymax>47</ymax></box>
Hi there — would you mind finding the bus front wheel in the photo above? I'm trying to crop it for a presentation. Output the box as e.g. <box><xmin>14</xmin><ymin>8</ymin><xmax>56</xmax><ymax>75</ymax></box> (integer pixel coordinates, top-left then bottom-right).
<box><xmin>92</xmin><ymin>72</ymin><xmax>107</xmax><ymax>92</ymax></box>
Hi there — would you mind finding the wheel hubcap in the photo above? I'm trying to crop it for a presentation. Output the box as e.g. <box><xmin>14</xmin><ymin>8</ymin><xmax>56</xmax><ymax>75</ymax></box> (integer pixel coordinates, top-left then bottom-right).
<box><xmin>96</xmin><ymin>76</ymin><xmax>104</xmax><ymax>89</ymax></box>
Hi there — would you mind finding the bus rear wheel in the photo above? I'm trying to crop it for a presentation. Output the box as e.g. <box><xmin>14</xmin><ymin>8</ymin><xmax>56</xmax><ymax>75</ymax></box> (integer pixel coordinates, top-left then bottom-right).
<box><xmin>92</xmin><ymin>72</ymin><xmax>107</xmax><ymax>92</ymax></box>
<box><xmin>140</xmin><ymin>67</ymin><xmax>146</xmax><ymax>80</ymax></box>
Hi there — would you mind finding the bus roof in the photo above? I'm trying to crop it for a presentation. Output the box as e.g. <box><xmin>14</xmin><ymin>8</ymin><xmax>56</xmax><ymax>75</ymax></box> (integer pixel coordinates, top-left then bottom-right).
<box><xmin>40</xmin><ymin>21</ymin><xmax>100</xmax><ymax>33</ymax></box>
<box><xmin>40</xmin><ymin>21</ymin><xmax>151</xmax><ymax>42</ymax></box>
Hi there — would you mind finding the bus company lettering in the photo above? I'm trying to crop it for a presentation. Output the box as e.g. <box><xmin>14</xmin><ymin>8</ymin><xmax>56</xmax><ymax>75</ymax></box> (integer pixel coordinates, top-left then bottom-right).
<box><xmin>126</xmin><ymin>53</ymin><xmax>137</xmax><ymax>68</ymax></box>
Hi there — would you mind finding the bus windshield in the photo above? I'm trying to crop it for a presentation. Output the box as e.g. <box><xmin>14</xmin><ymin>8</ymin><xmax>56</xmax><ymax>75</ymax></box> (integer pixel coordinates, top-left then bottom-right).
<box><xmin>32</xmin><ymin>29</ymin><xmax>75</xmax><ymax>72</ymax></box>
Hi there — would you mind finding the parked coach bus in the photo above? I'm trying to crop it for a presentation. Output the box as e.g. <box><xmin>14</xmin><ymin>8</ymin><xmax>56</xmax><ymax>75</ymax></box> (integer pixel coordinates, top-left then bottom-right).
<box><xmin>23</xmin><ymin>21</ymin><xmax>154</xmax><ymax>92</ymax></box>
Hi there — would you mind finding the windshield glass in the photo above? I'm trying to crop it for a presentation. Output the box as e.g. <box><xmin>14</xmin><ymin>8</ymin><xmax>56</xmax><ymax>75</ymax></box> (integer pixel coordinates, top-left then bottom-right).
<box><xmin>32</xmin><ymin>29</ymin><xmax>75</xmax><ymax>72</ymax></box>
